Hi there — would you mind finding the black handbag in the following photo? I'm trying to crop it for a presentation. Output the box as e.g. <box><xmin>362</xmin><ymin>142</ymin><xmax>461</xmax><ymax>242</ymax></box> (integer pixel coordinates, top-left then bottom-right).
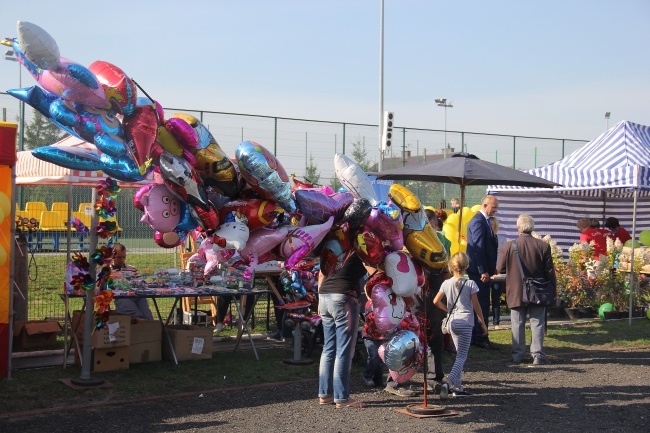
<box><xmin>512</xmin><ymin>241</ymin><xmax>556</xmax><ymax>307</ymax></box>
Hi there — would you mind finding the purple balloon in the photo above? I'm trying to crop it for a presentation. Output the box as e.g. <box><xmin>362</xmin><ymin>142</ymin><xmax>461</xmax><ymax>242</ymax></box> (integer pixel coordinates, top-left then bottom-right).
<box><xmin>365</xmin><ymin>207</ymin><xmax>404</xmax><ymax>251</ymax></box>
<box><xmin>294</xmin><ymin>190</ymin><xmax>354</xmax><ymax>225</ymax></box>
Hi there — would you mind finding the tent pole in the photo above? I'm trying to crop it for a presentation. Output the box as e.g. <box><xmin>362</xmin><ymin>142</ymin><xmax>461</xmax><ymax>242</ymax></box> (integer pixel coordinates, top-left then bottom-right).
<box><xmin>66</xmin><ymin>181</ymin><xmax>72</xmax><ymax>264</ymax></box>
<box><xmin>458</xmin><ymin>186</ymin><xmax>465</xmax><ymax>245</ymax></box>
<box><xmin>628</xmin><ymin>189</ymin><xmax>637</xmax><ymax>325</ymax></box>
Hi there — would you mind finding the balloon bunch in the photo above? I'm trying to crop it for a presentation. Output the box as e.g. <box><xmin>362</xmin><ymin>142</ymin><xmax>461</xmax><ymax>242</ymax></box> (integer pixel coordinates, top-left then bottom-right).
<box><xmin>325</xmin><ymin>153</ymin><xmax>449</xmax><ymax>383</ymax></box>
<box><xmin>440</xmin><ymin>204</ymin><xmax>481</xmax><ymax>255</ymax></box>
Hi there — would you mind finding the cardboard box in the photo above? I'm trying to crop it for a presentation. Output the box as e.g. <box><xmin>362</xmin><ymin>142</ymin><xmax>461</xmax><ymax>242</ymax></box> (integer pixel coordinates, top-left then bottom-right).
<box><xmin>92</xmin><ymin>346</ymin><xmax>130</xmax><ymax>372</ymax></box>
<box><xmin>182</xmin><ymin>310</ymin><xmax>209</xmax><ymax>326</ymax></box>
<box><xmin>130</xmin><ymin>341</ymin><xmax>162</xmax><ymax>364</ymax></box>
<box><xmin>72</xmin><ymin>311</ymin><xmax>131</xmax><ymax>348</ymax></box>
<box><xmin>130</xmin><ymin>319</ymin><xmax>162</xmax><ymax>345</ymax></box>
<box><xmin>162</xmin><ymin>325</ymin><xmax>214</xmax><ymax>361</ymax></box>
<box><xmin>13</xmin><ymin>320</ymin><xmax>61</xmax><ymax>350</ymax></box>
<box><xmin>130</xmin><ymin>319</ymin><xmax>162</xmax><ymax>364</ymax></box>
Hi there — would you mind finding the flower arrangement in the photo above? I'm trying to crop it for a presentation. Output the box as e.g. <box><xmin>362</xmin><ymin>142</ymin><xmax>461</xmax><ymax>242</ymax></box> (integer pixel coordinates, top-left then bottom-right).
<box><xmin>560</xmin><ymin>242</ymin><xmax>599</xmax><ymax>308</ymax></box>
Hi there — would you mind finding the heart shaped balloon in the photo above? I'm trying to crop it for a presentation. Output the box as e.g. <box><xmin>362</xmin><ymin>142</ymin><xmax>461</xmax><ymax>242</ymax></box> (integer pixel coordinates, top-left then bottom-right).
<box><xmin>370</xmin><ymin>283</ymin><xmax>405</xmax><ymax>335</ymax></box>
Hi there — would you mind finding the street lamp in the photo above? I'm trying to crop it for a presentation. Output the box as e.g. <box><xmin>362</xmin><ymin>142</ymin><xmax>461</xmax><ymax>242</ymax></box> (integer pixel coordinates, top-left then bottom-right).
<box><xmin>605</xmin><ymin>112</ymin><xmax>611</xmax><ymax>130</ymax></box>
<box><xmin>435</xmin><ymin>98</ymin><xmax>453</xmax><ymax>158</ymax></box>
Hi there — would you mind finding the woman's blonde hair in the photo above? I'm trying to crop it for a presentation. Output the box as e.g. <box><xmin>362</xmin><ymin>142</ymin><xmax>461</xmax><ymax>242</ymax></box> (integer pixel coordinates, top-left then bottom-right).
<box><xmin>448</xmin><ymin>252</ymin><xmax>469</xmax><ymax>275</ymax></box>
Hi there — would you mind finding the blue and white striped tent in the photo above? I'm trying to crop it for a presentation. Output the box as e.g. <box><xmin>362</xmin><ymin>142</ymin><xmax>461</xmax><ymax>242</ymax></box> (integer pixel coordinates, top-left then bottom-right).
<box><xmin>487</xmin><ymin>120</ymin><xmax>650</xmax><ymax>255</ymax></box>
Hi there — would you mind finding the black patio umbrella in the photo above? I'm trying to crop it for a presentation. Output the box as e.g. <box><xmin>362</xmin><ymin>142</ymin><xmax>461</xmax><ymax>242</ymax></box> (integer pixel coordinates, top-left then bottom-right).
<box><xmin>370</xmin><ymin>153</ymin><xmax>559</xmax><ymax>242</ymax></box>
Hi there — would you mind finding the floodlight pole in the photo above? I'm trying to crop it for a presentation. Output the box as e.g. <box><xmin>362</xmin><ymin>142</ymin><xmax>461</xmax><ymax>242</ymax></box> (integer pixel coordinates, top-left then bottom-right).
<box><xmin>435</xmin><ymin>98</ymin><xmax>453</xmax><ymax>201</ymax></box>
<box><xmin>378</xmin><ymin>0</ymin><xmax>385</xmax><ymax>172</ymax></box>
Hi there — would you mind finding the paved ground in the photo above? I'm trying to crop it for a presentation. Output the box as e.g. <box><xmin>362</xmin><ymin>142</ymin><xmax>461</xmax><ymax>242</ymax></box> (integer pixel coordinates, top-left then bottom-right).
<box><xmin>2</xmin><ymin>346</ymin><xmax>649</xmax><ymax>433</ymax></box>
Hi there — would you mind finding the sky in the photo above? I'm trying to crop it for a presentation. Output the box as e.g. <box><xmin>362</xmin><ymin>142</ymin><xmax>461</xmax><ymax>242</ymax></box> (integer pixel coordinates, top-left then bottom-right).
<box><xmin>1</xmin><ymin>0</ymin><xmax>648</xmax><ymax>149</ymax></box>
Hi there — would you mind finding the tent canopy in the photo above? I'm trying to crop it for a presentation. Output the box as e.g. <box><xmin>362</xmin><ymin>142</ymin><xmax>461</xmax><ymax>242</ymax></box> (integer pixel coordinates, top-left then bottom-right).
<box><xmin>487</xmin><ymin>120</ymin><xmax>650</xmax><ymax>255</ymax></box>
<box><xmin>16</xmin><ymin>136</ymin><xmax>151</xmax><ymax>187</ymax></box>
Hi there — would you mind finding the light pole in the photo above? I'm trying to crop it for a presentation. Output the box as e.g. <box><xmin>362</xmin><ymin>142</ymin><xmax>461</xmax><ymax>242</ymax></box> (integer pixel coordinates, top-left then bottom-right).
<box><xmin>435</xmin><ymin>98</ymin><xmax>453</xmax><ymax>158</ymax></box>
<box><xmin>605</xmin><ymin>112</ymin><xmax>611</xmax><ymax>130</ymax></box>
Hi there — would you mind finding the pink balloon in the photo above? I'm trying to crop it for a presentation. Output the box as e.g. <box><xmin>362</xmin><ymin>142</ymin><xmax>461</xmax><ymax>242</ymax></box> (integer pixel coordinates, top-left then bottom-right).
<box><xmin>123</xmin><ymin>103</ymin><xmax>158</xmax><ymax>174</ymax></box>
<box><xmin>295</xmin><ymin>190</ymin><xmax>353</xmax><ymax>225</ymax></box>
<box><xmin>165</xmin><ymin>117</ymin><xmax>198</xmax><ymax>151</ymax></box>
<box><xmin>139</xmin><ymin>184</ymin><xmax>181</xmax><ymax>233</ymax></box>
<box><xmin>399</xmin><ymin>311</ymin><xmax>420</xmax><ymax>334</ymax></box>
<box><xmin>240</xmin><ymin>226</ymin><xmax>290</xmax><ymax>262</ymax></box>
<box><xmin>199</xmin><ymin>238</ymin><xmax>235</xmax><ymax>274</ymax></box>
<box><xmin>364</xmin><ymin>208</ymin><xmax>404</xmax><ymax>251</ymax></box>
<box><xmin>370</xmin><ymin>283</ymin><xmax>405</xmax><ymax>335</ymax></box>
<box><xmin>133</xmin><ymin>183</ymin><xmax>155</xmax><ymax>211</ymax></box>
<box><xmin>278</xmin><ymin>216</ymin><xmax>334</xmax><ymax>267</ymax></box>
<box><xmin>154</xmin><ymin>230</ymin><xmax>186</xmax><ymax>248</ymax></box>
<box><xmin>389</xmin><ymin>366</ymin><xmax>417</xmax><ymax>384</ymax></box>
<box><xmin>384</xmin><ymin>251</ymin><xmax>418</xmax><ymax>297</ymax></box>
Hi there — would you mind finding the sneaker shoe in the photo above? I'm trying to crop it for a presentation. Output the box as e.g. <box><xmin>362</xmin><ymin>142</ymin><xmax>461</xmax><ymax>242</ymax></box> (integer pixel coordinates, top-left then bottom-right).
<box><xmin>384</xmin><ymin>385</ymin><xmax>416</xmax><ymax>397</ymax></box>
<box><xmin>215</xmin><ymin>323</ymin><xmax>223</xmax><ymax>332</ymax></box>
<box><xmin>533</xmin><ymin>357</ymin><xmax>549</xmax><ymax>365</ymax></box>
<box><xmin>426</xmin><ymin>380</ymin><xmax>443</xmax><ymax>394</ymax></box>
<box><xmin>439</xmin><ymin>383</ymin><xmax>449</xmax><ymax>400</ymax></box>
<box><xmin>452</xmin><ymin>388</ymin><xmax>472</xmax><ymax>397</ymax></box>
<box><xmin>363</xmin><ymin>377</ymin><xmax>376</xmax><ymax>387</ymax></box>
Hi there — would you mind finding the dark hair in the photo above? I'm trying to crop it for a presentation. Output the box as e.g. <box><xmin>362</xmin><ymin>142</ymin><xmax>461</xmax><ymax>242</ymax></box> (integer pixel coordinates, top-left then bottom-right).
<box><xmin>605</xmin><ymin>217</ymin><xmax>620</xmax><ymax>229</ymax></box>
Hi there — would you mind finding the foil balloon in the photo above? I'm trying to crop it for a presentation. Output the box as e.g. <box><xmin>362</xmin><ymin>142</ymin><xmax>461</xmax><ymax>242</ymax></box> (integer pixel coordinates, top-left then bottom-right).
<box><xmin>388</xmin><ymin>365</ymin><xmax>417</xmax><ymax>384</ymax></box>
<box><xmin>123</xmin><ymin>103</ymin><xmax>158</xmax><ymax>175</ymax></box>
<box><xmin>278</xmin><ymin>217</ymin><xmax>334</xmax><ymax>268</ymax></box>
<box><xmin>235</xmin><ymin>140</ymin><xmax>296</xmax><ymax>213</ymax></box>
<box><xmin>399</xmin><ymin>311</ymin><xmax>421</xmax><ymax>334</ymax></box>
<box><xmin>342</xmin><ymin>198</ymin><xmax>372</xmax><ymax>230</ymax></box>
<box><xmin>189</xmin><ymin>204</ymin><xmax>219</xmax><ymax>232</ymax></box>
<box><xmin>217</xmin><ymin>198</ymin><xmax>283</xmax><ymax>232</ymax></box>
<box><xmin>240</xmin><ymin>226</ymin><xmax>291</xmax><ymax>264</ymax></box>
<box><xmin>165</xmin><ymin>117</ymin><xmax>198</xmax><ymax>152</ymax></box>
<box><xmin>4</xmin><ymin>35</ymin><xmax>108</xmax><ymax>109</ymax></box>
<box><xmin>31</xmin><ymin>142</ymin><xmax>145</xmax><ymax>182</ymax></box>
<box><xmin>294</xmin><ymin>190</ymin><xmax>354</xmax><ymax>225</ymax></box>
<box><xmin>158</xmin><ymin>152</ymin><xmax>209</xmax><ymax>211</ymax></box>
<box><xmin>200</xmin><ymin>238</ymin><xmax>235</xmax><ymax>274</ymax></box>
<box><xmin>155</xmin><ymin>125</ymin><xmax>184</xmax><ymax>156</ymax></box>
<box><xmin>16</xmin><ymin>21</ymin><xmax>60</xmax><ymax>70</ymax></box>
<box><xmin>370</xmin><ymin>283</ymin><xmax>405</xmax><ymax>335</ymax></box>
<box><xmin>364</xmin><ymin>270</ymin><xmax>393</xmax><ymax>299</ymax></box>
<box><xmin>319</xmin><ymin>221</ymin><xmax>352</xmax><ymax>277</ymax></box>
<box><xmin>175</xmin><ymin>202</ymin><xmax>199</xmax><ymax>232</ymax></box>
<box><xmin>333</xmin><ymin>153</ymin><xmax>378</xmax><ymax>205</ymax></box>
<box><xmin>363</xmin><ymin>311</ymin><xmax>383</xmax><ymax>340</ymax></box>
<box><xmin>139</xmin><ymin>184</ymin><xmax>181</xmax><ymax>233</ymax></box>
<box><xmin>353</xmin><ymin>227</ymin><xmax>385</xmax><ymax>267</ymax></box>
<box><xmin>194</xmin><ymin>144</ymin><xmax>241</xmax><ymax>198</ymax></box>
<box><xmin>172</xmin><ymin>112</ymin><xmax>216</xmax><ymax>150</ymax></box>
<box><xmin>211</xmin><ymin>222</ymin><xmax>250</xmax><ymax>251</ymax></box>
<box><xmin>384</xmin><ymin>251</ymin><xmax>418</xmax><ymax>297</ymax></box>
<box><xmin>382</xmin><ymin>330</ymin><xmax>421</xmax><ymax>373</ymax></box>
<box><xmin>88</xmin><ymin>60</ymin><xmax>137</xmax><ymax>116</ymax></box>
<box><xmin>154</xmin><ymin>230</ymin><xmax>187</xmax><ymax>249</ymax></box>
<box><xmin>364</xmin><ymin>207</ymin><xmax>404</xmax><ymax>251</ymax></box>
<box><xmin>133</xmin><ymin>183</ymin><xmax>155</xmax><ymax>211</ymax></box>
<box><xmin>390</xmin><ymin>184</ymin><xmax>448</xmax><ymax>271</ymax></box>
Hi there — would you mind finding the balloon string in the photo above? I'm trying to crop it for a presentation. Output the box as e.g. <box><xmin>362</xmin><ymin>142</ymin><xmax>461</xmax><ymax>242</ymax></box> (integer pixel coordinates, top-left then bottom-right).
<box><xmin>132</xmin><ymin>79</ymin><xmax>156</xmax><ymax>106</ymax></box>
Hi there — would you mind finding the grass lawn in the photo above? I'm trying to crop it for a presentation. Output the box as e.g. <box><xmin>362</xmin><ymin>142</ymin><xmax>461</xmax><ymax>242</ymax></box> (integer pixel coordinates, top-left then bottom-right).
<box><xmin>1</xmin><ymin>319</ymin><xmax>648</xmax><ymax>415</ymax></box>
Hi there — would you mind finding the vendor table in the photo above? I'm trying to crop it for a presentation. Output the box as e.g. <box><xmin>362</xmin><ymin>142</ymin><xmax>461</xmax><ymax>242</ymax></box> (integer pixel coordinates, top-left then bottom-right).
<box><xmin>61</xmin><ymin>286</ymin><xmax>270</xmax><ymax>367</ymax></box>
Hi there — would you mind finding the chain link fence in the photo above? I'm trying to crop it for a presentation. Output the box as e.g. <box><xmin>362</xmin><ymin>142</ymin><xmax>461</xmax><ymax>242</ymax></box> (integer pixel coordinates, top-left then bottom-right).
<box><xmin>1</xmin><ymin>92</ymin><xmax>588</xmax><ymax>322</ymax></box>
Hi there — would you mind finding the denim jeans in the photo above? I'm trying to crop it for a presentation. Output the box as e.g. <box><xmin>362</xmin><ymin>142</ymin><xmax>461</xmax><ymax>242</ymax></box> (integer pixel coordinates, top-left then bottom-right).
<box><xmin>363</xmin><ymin>338</ymin><xmax>385</xmax><ymax>385</ymax></box>
<box><xmin>318</xmin><ymin>293</ymin><xmax>360</xmax><ymax>404</ymax></box>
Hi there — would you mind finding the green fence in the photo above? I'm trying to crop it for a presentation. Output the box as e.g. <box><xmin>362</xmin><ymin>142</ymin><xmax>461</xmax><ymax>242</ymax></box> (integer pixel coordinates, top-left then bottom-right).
<box><xmin>1</xmin><ymin>91</ymin><xmax>589</xmax><ymax>322</ymax></box>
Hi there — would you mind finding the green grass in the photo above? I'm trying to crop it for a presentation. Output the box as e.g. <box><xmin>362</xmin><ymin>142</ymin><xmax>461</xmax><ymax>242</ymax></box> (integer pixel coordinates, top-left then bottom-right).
<box><xmin>2</xmin><ymin>319</ymin><xmax>649</xmax><ymax>415</ymax></box>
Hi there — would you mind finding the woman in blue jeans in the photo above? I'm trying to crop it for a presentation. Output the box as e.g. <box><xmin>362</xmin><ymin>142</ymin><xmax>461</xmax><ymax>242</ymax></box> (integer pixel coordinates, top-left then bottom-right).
<box><xmin>317</xmin><ymin>252</ymin><xmax>371</xmax><ymax>409</ymax></box>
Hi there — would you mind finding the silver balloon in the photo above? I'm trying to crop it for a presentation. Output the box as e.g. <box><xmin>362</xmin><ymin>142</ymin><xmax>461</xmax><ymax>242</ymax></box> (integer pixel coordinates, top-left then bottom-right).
<box><xmin>382</xmin><ymin>330</ymin><xmax>420</xmax><ymax>372</ymax></box>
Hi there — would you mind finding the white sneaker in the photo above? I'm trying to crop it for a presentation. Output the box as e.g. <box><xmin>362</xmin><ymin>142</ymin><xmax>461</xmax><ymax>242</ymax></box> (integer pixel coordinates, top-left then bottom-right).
<box><xmin>215</xmin><ymin>323</ymin><xmax>223</xmax><ymax>332</ymax></box>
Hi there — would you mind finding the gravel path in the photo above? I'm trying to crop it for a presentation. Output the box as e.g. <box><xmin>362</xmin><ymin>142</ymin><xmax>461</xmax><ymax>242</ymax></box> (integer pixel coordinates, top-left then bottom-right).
<box><xmin>2</xmin><ymin>348</ymin><xmax>648</xmax><ymax>433</ymax></box>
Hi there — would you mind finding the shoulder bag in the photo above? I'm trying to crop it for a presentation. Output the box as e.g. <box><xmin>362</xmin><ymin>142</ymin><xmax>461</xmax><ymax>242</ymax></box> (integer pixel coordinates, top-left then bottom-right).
<box><xmin>512</xmin><ymin>241</ymin><xmax>556</xmax><ymax>307</ymax></box>
<box><xmin>441</xmin><ymin>279</ymin><xmax>467</xmax><ymax>334</ymax></box>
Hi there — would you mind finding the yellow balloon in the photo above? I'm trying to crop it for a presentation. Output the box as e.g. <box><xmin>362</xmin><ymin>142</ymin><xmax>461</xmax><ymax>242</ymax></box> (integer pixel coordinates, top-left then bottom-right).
<box><xmin>442</xmin><ymin>222</ymin><xmax>458</xmax><ymax>234</ymax></box>
<box><xmin>446</xmin><ymin>213</ymin><xmax>460</xmax><ymax>226</ymax></box>
<box><xmin>444</xmin><ymin>209</ymin><xmax>453</xmax><ymax>216</ymax></box>
<box><xmin>388</xmin><ymin>184</ymin><xmax>421</xmax><ymax>213</ymax></box>
<box><xmin>404</xmin><ymin>223</ymin><xmax>448</xmax><ymax>270</ymax></box>
<box><xmin>449</xmin><ymin>238</ymin><xmax>460</xmax><ymax>256</ymax></box>
<box><xmin>459</xmin><ymin>238</ymin><xmax>468</xmax><ymax>253</ymax></box>
<box><xmin>0</xmin><ymin>192</ymin><xmax>10</xmax><ymax>217</ymax></box>
<box><xmin>194</xmin><ymin>144</ymin><xmax>239</xmax><ymax>197</ymax></box>
<box><xmin>156</xmin><ymin>126</ymin><xmax>184</xmax><ymax>156</ymax></box>
<box><xmin>471</xmin><ymin>204</ymin><xmax>481</xmax><ymax>212</ymax></box>
<box><xmin>0</xmin><ymin>244</ymin><xmax>6</xmax><ymax>267</ymax></box>
<box><xmin>461</xmin><ymin>209</ymin><xmax>475</xmax><ymax>224</ymax></box>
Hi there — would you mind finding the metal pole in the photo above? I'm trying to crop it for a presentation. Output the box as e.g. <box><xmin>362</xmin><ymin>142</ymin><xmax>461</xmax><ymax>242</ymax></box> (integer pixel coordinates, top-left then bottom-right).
<box><xmin>512</xmin><ymin>136</ymin><xmax>516</xmax><ymax>169</ymax></box>
<box><xmin>378</xmin><ymin>0</ymin><xmax>384</xmax><ymax>171</ymax></box>
<box><xmin>7</xmin><ymin>160</ymin><xmax>17</xmax><ymax>379</ymax></box>
<box><xmin>274</xmin><ymin>117</ymin><xmax>278</xmax><ymax>156</ymax></box>
<box><xmin>629</xmin><ymin>189</ymin><xmax>637</xmax><ymax>325</ymax></box>
<box><xmin>342</xmin><ymin>123</ymin><xmax>346</xmax><ymax>155</ymax></box>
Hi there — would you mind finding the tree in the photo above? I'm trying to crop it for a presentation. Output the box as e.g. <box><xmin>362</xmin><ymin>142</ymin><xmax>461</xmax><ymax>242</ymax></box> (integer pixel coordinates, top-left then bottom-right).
<box><xmin>351</xmin><ymin>137</ymin><xmax>372</xmax><ymax>171</ymax></box>
<box><xmin>304</xmin><ymin>153</ymin><xmax>321</xmax><ymax>185</ymax></box>
<box><xmin>22</xmin><ymin>109</ymin><xmax>67</xmax><ymax>150</ymax></box>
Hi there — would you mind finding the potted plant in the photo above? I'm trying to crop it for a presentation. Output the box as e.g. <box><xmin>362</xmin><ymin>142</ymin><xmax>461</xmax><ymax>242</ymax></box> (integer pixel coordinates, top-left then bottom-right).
<box><xmin>560</xmin><ymin>243</ymin><xmax>598</xmax><ymax>319</ymax></box>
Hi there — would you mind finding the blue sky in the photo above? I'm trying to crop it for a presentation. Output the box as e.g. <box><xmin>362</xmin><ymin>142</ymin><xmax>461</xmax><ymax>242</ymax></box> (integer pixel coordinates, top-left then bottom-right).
<box><xmin>1</xmin><ymin>0</ymin><xmax>648</xmax><ymax>144</ymax></box>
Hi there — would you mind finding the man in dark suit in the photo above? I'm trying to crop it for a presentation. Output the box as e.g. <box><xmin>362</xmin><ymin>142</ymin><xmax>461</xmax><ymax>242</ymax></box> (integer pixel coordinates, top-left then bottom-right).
<box><xmin>466</xmin><ymin>195</ymin><xmax>499</xmax><ymax>349</ymax></box>
<box><xmin>496</xmin><ymin>214</ymin><xmax>556</xmax><ymax>365</ymax></box>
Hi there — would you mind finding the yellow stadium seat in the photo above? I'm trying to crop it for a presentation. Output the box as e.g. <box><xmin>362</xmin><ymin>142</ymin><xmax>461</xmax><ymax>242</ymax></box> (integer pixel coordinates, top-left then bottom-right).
<box><xmin>25</xmin><ymin>201</ymin><xmax>47</xmax><ymax>214</ymax></box>
<box><xmin>100</xmin><ymin>215</ymin><xmax>122</xmax><ymax>232</ymax></box>
<box><xmin>38</xmin><ymin>211</ymin><xmax>66</xmax><ymax>251</ymax></box>
<box><xmin>77</xmin><ymin>203</ymin><xmax>93</xmax><ymax>214</ymax></box>
<box><xmin>51</xmin><ymin>202</ymin><xmax>69</xmax><ymax>214</ymax></box>
<box><xmin>72</xmin><ymin>211</ymin><xmax>91</xmax><ymax>229</ymax></box>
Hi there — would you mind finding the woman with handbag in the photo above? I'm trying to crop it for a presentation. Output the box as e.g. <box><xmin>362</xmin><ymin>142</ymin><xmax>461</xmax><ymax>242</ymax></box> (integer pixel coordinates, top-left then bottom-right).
<box><xmin>434</xmin><ymin>252</ymin><xmax>488</xmax><ymax>398</ymax></box>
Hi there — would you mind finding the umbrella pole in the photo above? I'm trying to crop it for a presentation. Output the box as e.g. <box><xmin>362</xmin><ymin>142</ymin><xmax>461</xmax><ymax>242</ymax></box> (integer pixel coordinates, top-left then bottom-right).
<box><xmin>458</xmin><ymin>187</ymin><xmax>465</xmax><ymax>246</ymax></box>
